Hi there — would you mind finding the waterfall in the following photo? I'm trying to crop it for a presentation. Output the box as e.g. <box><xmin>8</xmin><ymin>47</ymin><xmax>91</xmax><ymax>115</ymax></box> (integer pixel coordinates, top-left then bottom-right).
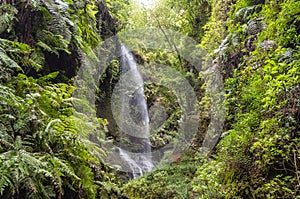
<box><xmin>116</xmin><ymin>44</ymin><xmax>154</xmax><ymax>178</ymax></box>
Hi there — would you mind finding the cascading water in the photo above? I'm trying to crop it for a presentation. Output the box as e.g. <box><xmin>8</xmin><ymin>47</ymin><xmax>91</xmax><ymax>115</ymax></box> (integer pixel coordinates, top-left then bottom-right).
<box><xmin>115</xmin><ymin>44</ymin><xmax>154</xmax><ymax>178</ymax></box>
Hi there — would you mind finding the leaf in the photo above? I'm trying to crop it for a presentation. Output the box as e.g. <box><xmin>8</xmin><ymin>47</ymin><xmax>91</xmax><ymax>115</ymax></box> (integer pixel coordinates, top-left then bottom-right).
<box><xmin>0</xmin><ymin>47</ymin><xmax>22</xmax><ymax>71</ymax></box>
<box><xmin>36</xmin><ymin>41</ymin><xmax>59</xmax><ymax>55</ymax></box>
<box><xmin>45</xmin><ymin>119</ymin><xmax>61</xmax><ymax>133</ymax></box>
<box><xmin>0</xmin><ymin>4</ymin><xmax>18</xmax><ymax>34</ymax></box>
<box><xmin>37</xmin><ymin>71</ymin><xmax>60</xmax><ymax>84</ymax></box>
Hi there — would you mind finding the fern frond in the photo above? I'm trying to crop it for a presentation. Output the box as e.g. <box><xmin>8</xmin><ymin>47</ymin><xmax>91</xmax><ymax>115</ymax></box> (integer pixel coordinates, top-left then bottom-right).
<box><xmin>0</xmin><ymin>130</ymin><xmax>14</xmax><ymax>149</ymax></box>
<box><xmin>45</xmin><ymin>119</ymin><xmax>61</xmax><ymax>133</ymax></box>
<box><xmin>51</xmin><ymin>157</ymin><xmax>80</xmax><ymax>181</ymax></box>
<box><xmin>44</xmin><ymin>1</ymin><xmax>73</xmax><ymax>42</ymax></box>
<box><xmin>0</xmin><ymin>148</ymin><xmax>56</xmax><ymax>199</ymax></box>
<box><xmin>22</xmin><ymin>177</ymin><xmax>38</xmax><ymax>198</ymax></box>
<box><xmin>37</xmin><ymin>72</ymin><xmax>59</xmax><ymax>85</ymax></box>
<box><xmin>0</xmin><ymin>165</ymin><xmax>13</xmax><ymax>195</ymax></box>
<box><xmin>0</xmin><ymin>47</ymin><xmax>22</xmax><ymax>71</ymax></box>
<box><xmin>0</xmin><ymin>38</ymin><xmax>44</xmax><ymax>72</ymax></box>
<box><xmin>0</xmin><ymin>85</ymin><xmax>21</xmax><ymax>107</ymax></box>
<box><xmin>38</xmin><ymin>155</ymin><xmax>78</xmax><ymax>194</ymax></box>
<box><xmin>23</xmin><ymin>175</ymin><xmax>55</xmax><ymax>199</ymax></box>
<box><xmin>36</xmin><ymin>41</ymin><xmax>58</xmax><ymax>55</ymax></box>
<box><xmin>0</xmin><ymin>4</ymin><xmax>18</xmax><ymax>34</ymax></box>
<box><xmin>81</xmin><ymin>138</ymin><xmax>107</xmax><ymax>161</ymax></box>
<box><xmin>0</xmin><ymin>38</ymin><xmax>32</xmax><ymax>54</ymax></box>
<box><xmin>36</xmin><ymin>30</ymin><xmax>71</xmax><ymax>55</ymax></box>
<box><xmin>30</xmin><ymin>47</ymin><xmax>45</xmax><ymax>68</ymax></box>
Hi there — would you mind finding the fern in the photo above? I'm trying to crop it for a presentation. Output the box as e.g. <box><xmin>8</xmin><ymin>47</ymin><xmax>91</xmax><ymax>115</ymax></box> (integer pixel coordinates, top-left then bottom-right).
<box><xmin>51</xmin><ymin>157</ymin><xmax>80</xmax><ymax>181</ymax></box>
<box><xmin>0</xmin><ymin>38</ymin><xmax>31</xmax><ymax>53</ymax></box>
<box><xmin>0</xmin><ymin>47</ymin><xmax>22</xmax><ymax>71</ymax></box>
<box><xmin>0</xmin><ymin>4</ymin><xmax>18</xmax><ymax>34</ymax></box>
<box><xmin>0</xmin><ymin>38</ymin><xmax>44</xmax><ymax>72</ymax></box>
<box><xmin>44</xmin><ymin>0</ymin><xmax>73</xmax><ymax>43</ymax></box>
<box><xmin>30</xmin><ymin>47</ymin><xmax>45</xmax><ymax>67</ymax></box>
<box><xmin>24</xmin><ymin>177</ymin><xmax>55</xmax><ymax>199</ymax></box>
<box><xmin>0</xmin><ymin>85</ymin><xmax>21</xmax><ymax>107</ymax></box>
<box><xmin>0</xmin><ymin>165</ymin><xmax>13</xmax><ymax>195</ymax></box>
<box><xmin>0</xmin><ymin>138</ymin><xmax>59</xmax><ymax>198</ymax></box>
<box><xmin>0</xmin><ymin>130</ymin><xmax>14</xmax><ymax>151</ymax></box>
<box><xmin>0</xmin><ymin>1</ymin><xmax>120</xmax><ymax>197</ymax></box>
<box><xmin>38</xmin><ymin>155</ymin><xmax>80</xmax><ymax>194</ymax></box>
<box><xmin>36</xmin><ymin>30</ymin><xmax>71</xmax><ymax>55</ymax></box>
<box><xmin>23</xmin><ymin>0</ymin><xmax>101</xmax><ymax>57</ymax></box>
<box><xmin>36</xmin><ymin>41</ymin><xmax>58</xmax><ymax>55</ymax></box>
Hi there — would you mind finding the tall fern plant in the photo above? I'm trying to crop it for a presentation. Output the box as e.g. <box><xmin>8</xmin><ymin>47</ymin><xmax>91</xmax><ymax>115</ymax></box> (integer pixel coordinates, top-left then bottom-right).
<box><xmin>0</xmin><ymin>82</ymin><xmax>78</xmax><ymax>198</ymax></box>
<box><xmin>0</xmin><ymin>71</ymin><xmax>117</xmax><ymax>198</ymax></box>
<box><xmin>0</xmin><ymin>0</ymin><xmax>122</xmax><ymax>198</ymax></box>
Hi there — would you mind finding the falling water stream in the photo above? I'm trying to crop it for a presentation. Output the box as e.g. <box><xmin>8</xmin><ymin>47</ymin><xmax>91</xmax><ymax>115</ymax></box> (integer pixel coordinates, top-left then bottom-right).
<box><xmin>116</xmin><ymin>44</ymin><xmax>154</xmax><ymax>178</ymax></box>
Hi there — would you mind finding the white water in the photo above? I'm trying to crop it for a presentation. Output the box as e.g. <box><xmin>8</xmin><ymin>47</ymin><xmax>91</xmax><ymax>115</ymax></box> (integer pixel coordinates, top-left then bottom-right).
<box><xmin>117</xmin><ymin>147</ymin><xmax>143</xmax><ymax>178</ymax></box>
<box><xmin>118</xmin><ymin>44</ymin><xmax>153</xmax><ymax>178</ymax></box>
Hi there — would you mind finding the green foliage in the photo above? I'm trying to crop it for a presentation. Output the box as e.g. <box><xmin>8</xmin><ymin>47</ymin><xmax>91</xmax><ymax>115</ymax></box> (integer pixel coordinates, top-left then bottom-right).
<box><xmin>0</xmin><ymin>4</ymin><xmax>18</xmax><ymax>34</ymax></box>
<box><xmin>0</xmin><ymin>38</ymin><xmax>43</xmax><ymax>74</ymax></box>
<box><xmin>157</xmin><ymin>0</ymin><xmax>211</xmax><ymax>41</ymax></box>
<box><xmin>0</xmin><ymin>0</ymin><xmax>123</xmax><ymax>198</ymax></box>
<box><xmin>259</xmin><ymin>0</ymin><xmax>300</xmax><ymax>47</ymax></box>
<box><xmin>0</xmin><ymin>71</ymin><xmax>120</xmax><ymax>198</ymax></box>
<box><xmin>200</xmin><ymin>0</ymin><xmax>234</xmax><ymax>52</ymax></box>
<box><xmin>191</xmin><ymin>159</ymin><xmax>225</xmax><ymax>199</ymax></box>
<box><xmin>122</xmin><ymin>153</ymin><xmax>199</xmax><ymax>199</ymax></box>
<box><xmin>0</xmin><ymin>0</ymin><xmax>298</xmax><ymax>198</ymax></box>
<box><xmin>123</xmin><ymin>0</ymin><xmax>210</xmax><ymax>41</ymax></box>
<box><xmin>191</xmin><ymin>0</ymin><xmax>300</xmax><ymax>198</ymax></box>
<box><xmin>115</xmin><ymin>0</ymin><xmax>299</xmax><ymax>198</ymax></box>
<box><xmin>104</xmin><ymin>0</ymin><xmax>130</xmax><ymax>30</ymax></box>
<box><xmin>1</xmin><ymin>0</ymin><xmax>102</xmax><ymax>60</ymax></box>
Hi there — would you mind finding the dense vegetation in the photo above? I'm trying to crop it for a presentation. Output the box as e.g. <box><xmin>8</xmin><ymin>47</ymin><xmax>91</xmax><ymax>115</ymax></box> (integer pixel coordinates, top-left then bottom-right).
<box><xmin>120</xmin><ymin>0</ymin><xmax>300</xmax><ymax>198</ymax></box>
<box><xmin>0</xmin><ymin>0</ymin><xmax>299</xmax><ymax>199</ymax></box>
<box><xmin>0</xmin><ymin>1</ymin><xmax>122</xmax><ymax>198</ymax></box>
